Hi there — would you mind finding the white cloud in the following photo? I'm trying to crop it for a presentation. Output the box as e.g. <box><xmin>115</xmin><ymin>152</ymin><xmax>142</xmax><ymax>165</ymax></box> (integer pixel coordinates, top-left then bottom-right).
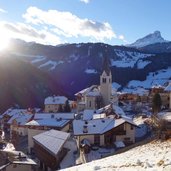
<box><xmin>118</xmin><ymin>34</ymin><xmax>128</xmax><ymax>43</ymax></box>
<box><xmin>80</xmin><ymin>0</ymin><xmax>90</xmax><ymax>4</ymax></box>
<box><xmin>0</xmin><ymin>8</ymin><xmax>7</xmax><ymax>13</ymax></box>
<box><xmin>0</xmin><ymin>21</ymin><xmax>62</xmax><ymax>45</ymax></box>
<box><xmin>23</xmin><ymin>6</ymin><xmax>116</xmax><ymax>42</ymax></box>
<box><xmin>118</xmin><ymin>35</ymin><xmax>124</xmax><ymax>40</ymax></box>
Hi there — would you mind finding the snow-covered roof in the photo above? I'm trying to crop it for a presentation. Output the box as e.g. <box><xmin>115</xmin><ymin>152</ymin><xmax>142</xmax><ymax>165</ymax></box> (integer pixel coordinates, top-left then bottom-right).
<box><xmin>93</xmin><ymin>113</ymin><xmax>106</xmax><ymax>119</ymax></box>
<box><xmin>83</xmin><ymin>110</ymin><xmax>96</xmax><ymax>121</ymax></box>
<box><xmin>75</xmin><ymin>87</ymin><xmax>89</xmax><ymax>96</ymax></box>
<box><xmin>122</xmin><ymin>87</ymin><xmax>149</xmax><ymax>96</ymax></box>
<box><xmin>33</xmin><ymin>129</ymin><xmax>70</xmax><ymax>156</ymax></box>
<box><xmin>25</xmin><ymin>118</ymin><xmax>70</xmax><ymax>128</ymax></box>
<box><xmin>2</xmin><ymin>108</ymin><xmax>28</xmax><ymax>117</ymax></box>
<box><xmin>7</xmin><ymin>113</ymin><xmax>33</xmax><ymax>125</ymax></box>
<box><xmin>158</xmin><ymin>112</ymin><xmax>171</xmax><ymax>122</ymax></box>
<box><xmin>75</xmin><ymin>85</ymin><xmax>100</xmax><ymax>97</ymax></box>
<box><xmin>165</xmin><ymin>83</ymin><xmax>171</xmax><ymax>91</ymax></box>
<box><xmin>151</xmin><ymin>85</ymin><xmax>164</xmax><ymax>89</ymax></box>
<box><xmin>44</xmin><ymin>96</ymin><xmax>68</xmax><ymax>105</ymax></box>
<box><xmin>1</xmin><ymin>149</ymin><xmax>37</xmax><ymax>166</ymax></box>
<box><xmin>73</xmin><ymin>117</ymin><xmax>137</xmax><ymax>136</ymax></box>
<box><xmin>114</xmin><ymin>141</ymin><xmax>125</xmax><ymax>148</ymax></box>
<box><xmin>97</xmin><ymin>104</ymin><xmax>125</xmax><ymax>116</ymax></box>
<box><xmin>34</xmin><ymin>113</ymin><xmax>75</xmax><ymax>120</ymax></box>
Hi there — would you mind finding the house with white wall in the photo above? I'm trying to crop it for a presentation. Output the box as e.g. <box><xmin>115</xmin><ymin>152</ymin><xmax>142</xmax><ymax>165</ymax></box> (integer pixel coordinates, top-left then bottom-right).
<box><xmin>44</xmin><ymin>96</ymin><xmax>68</xmax><ymax>112</ymax></box>
<box><xmin>73</xmin><ymin>116</ymin><xmax>137</xmax><ymax>147</ymax></box>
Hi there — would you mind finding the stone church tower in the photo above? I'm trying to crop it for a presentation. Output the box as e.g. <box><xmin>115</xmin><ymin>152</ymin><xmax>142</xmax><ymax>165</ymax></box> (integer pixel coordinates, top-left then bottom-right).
<box><xmin>100</xmin><ymin>56</ymin><xmax>112</xmax><ymax>106</ymax></box>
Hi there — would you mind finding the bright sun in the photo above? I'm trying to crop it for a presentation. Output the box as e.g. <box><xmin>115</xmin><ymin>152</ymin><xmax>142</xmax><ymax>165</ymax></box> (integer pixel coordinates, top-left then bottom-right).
<box><xmin>0</xmin><ymin>29</ymin><xmax>10</xmax><ymax>51</ymax></box>
<box><xmin>0</xmin><ymin>38</ymin><xmax>9</xmax><ymax>51</ymax></box>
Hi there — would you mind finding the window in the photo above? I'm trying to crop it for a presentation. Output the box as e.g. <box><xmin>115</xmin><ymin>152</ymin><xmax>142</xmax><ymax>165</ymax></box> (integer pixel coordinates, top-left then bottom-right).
<box><xmin>130</xmin><ymin>125</ymin><xmax>134</xmax><ymax>130</ymax></box>
<box><xmin>124</xmin><ymin>137</ymin><xmax>130</xmax><ymax>141</ymax></box>
<box><xmin>13</xmin><ymin>164</ymin><xmax>17</xmax><ymax>168</ymax></box>
<box><xmin>94</xmin><ymin>135</ymin><xmax>100</xmax><ymax>145</ymax></box>
<box><xmin>102</xmin><ymin>78</ymin><xmax>106</xmax><ymax>83</ymax></box>
<box><xmin>89</xmin><ymin>101</ymin><xmax>91</xmax><ymax>107</ymax></box>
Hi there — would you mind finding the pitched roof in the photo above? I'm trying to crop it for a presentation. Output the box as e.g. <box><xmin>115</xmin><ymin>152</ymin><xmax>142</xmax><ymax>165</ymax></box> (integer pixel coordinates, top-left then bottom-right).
<box><xmin>7</xmin><ymin>113</ymin><xmax>33</xmax><ymax>125</ymax></box>
<box><xmin>2</xmin><ymin>109</ymin><xmax>28</xmax><ymax>117</ymax></box>
<box><xmin>1</xmin><ymin>150</ymin><xmax>37</xmax><ymax>166</ymax></box>
<box><xmin>33</xmin><ymin>130</ymin><xmax>70</xmax><ymax>156</ymax></box>
<box><xmin>34</xmin><ymin>113</ymin><xmax>75</xmax><ymax>120</ymax></box>
<box><xmin>75</xmin><ymin>85</ymin><xmax>100</xmax><ymax>97</ymax></box>
<box><xmin>165</xmin><ymin>83</ymin><xmax>171</xmax><ymax>91</ymax></box>
<box><xmin>25</xmin><ymin>118</ymin><xmax>70</xmax><ymax>128</ymax></box>
<box><xmin>73</xmin><ymin>117</ymin><xmax>137</xmax><ymax>136</ymax></box>
<box><xmin>44</xmin><ymin>96</ymin><xmax>68</xmax><ymax>105</ymax></box>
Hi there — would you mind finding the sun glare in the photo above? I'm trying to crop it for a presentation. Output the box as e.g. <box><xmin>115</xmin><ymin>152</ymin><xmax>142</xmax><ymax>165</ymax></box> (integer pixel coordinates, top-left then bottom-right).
<box><xmin>0</xmin><ymin>29</ymin><xmax>10</xmax><ymax>51</ymax></box>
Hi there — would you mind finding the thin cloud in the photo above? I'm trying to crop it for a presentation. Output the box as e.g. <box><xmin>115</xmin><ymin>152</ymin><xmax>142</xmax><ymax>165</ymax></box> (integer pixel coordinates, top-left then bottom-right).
<box><xmin>0</xmin><ymin>8</ymin><xmax>7</xmax><ymax>13</ymax></box>
<box><xmin>118</xmin><ymin>34</ymin><xmax>128</xmax><ymax>43</ymax></box>
<box><xmin>0</xmin><ymin>21</ymin><xmax>62</xmax><ymax>45</ymax></box>
<box><xmin>80</xmin><ymin>0</ymin><xmax>90</xmax><ymax>4</ymax></box>
<box><xmin>23</xmin><ymin>6</ymin><xmax>116</xmax><ymax>42</ymax></box>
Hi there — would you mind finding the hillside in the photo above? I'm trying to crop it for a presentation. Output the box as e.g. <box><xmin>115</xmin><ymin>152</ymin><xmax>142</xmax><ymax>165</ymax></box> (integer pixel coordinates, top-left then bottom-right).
<box><xmin>0</xmin><ymin>53</ymin><xmax>64</xmax><ymax>112</ymax></box>
<box><xmin>8</xmin><ymin>40</ymin><xmax>171</xmax><ymax>94</ymax></box>
<box><xmin>62</xmin><ymin>139</ymin><xmax>171</xmax><ymax>171</ymax></box>
<box><xmin>0</xmin><ymin>32</ymin><xmax>171</xmax><ymax>110</ymax></box>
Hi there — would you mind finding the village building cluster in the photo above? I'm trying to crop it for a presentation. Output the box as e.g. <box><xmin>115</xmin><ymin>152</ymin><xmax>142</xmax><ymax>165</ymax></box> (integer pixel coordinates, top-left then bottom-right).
<box><xmin>0</xmin><ymin>56</ymin><xmax>171</xmax><ymax>171</ymax></box>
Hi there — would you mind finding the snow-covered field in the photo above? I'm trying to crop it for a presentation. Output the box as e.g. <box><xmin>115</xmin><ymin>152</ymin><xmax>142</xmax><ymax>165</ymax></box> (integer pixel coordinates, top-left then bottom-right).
<box><xmin>111</xmin><ymin>50</ymin><xmax>153</xmax><ymax>68</ymax></box>
<box><xmin>122</xmin><ymin>67</ymin><xmax>171</xmax><ymax>94</ymax></box>
<box><xmin>61</xmin><ymin>139</ymin><xmax>171</xmax><ymax>171</ymax></box>
<box><xmin>85</xmin><ymin>69</ymin><xmax>97</xmax><ymax>74</ymax></box>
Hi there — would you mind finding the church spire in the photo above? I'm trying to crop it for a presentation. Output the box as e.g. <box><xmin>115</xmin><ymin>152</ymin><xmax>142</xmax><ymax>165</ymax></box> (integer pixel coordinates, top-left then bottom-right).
<box><xmin>102</xmin><ymin>55</ymin><xmax>111</xmax><ymax>76</ymax></box>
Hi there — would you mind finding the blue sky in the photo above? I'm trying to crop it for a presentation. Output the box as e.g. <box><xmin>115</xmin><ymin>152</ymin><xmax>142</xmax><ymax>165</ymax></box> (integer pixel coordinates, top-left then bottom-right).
<box><xmin>0</xmin><ymin>0</ymin><xmax>171</xmax><ymax>46</ymax></box>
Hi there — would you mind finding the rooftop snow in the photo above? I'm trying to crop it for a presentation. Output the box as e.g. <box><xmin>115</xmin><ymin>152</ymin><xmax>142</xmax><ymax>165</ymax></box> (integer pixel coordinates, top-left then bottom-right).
<box><xmin>33</xmin><ymin>129</ymin><xmax>70</xmax><ymax>156</ymax></box>
<box><xmin>165</xmin><ymin>83</ymin><xmax>171</xmax><ymax>91</ymax></box>
<box><xmin>2</xmin><ymin>109</ymin><xmax>28</xmax><ymax>117</ymax></box>
<box><xmin>83</xmin><ymin>110</ymin><xmax>95</xmax><ymax>121</ymax></box>
<box><xmin>44</xmin><ymin>96</ymin><xmax>68</xmax><ymax>105</ymax></box>
<box><xmin>34</xmin><ymin>113</ymin><xmax>75</xmax><ymax>120</ymax></box>
<box><xmin>73</xmin><ymin>117</ymin><xmax>136</xmax><ymax>135</ymax></box>
<box><xmin>75</xmin><ymin>85</ymin><xmax>100</xmax><ymax>96</ymax></box>
<box><xmin>158</xmin><ymin>111</ymin><xmax>171</xmax><ymax>121</ymax></box>
<box><xmin>97</xmin><ymin>104</ymin><xmax>125</xmax><ymax>116</ymax></box>
<box><xmin>7</xmin><ymin>113</ymin><xmax>33</xmax><ymax>125</ymax></box>
<box><xmin>26</xmin><ymin>118</ymin><xmax>70</xmax><ymax>127</ymax></box>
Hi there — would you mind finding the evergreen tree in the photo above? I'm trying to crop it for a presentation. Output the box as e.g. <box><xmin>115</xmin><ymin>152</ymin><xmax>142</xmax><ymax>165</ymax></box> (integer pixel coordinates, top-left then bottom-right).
<box><xmin>64</xmin><ymin>100</ymin><xmax>71</xmax><ymax>112</ymax></box>
<box><xmin>152</xmin><ymin>93</ymin><xmax>162</xmax><ymax>115</ymax></box>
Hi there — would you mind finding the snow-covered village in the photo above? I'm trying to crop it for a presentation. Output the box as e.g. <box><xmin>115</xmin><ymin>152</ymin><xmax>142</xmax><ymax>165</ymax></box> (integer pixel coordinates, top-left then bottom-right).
<box><xmin>1</xmin><ymin>1</ymin><xmax>171</xmax><ymax>171</ymax></box>
<box><xmin>0</xmin><ymin>53</ymin><xmax>171</xmax><ymax>171</ymax></box>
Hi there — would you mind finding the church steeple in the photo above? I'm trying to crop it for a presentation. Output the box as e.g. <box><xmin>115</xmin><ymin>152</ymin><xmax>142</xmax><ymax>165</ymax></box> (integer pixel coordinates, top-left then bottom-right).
<box><xmin>102</xmin><ymin>56</ymin><xmax>111</xmax><ymax>76</ymax></box>
<box><xmin>100</xmin><ymin>54</ymin><xmax>112</xmax><ymax>106</ymax></box>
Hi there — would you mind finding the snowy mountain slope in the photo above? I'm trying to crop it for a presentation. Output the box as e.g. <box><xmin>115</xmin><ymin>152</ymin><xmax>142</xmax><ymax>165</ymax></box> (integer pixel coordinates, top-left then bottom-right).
<box><xmin>129</xmin><ymin>31</ymin><xmax>168</xmax><ymax>48</ymax></box>
<box><xmin>62</xmin><ymin>139</ymin><xmax>171</xmax><ymax>171</ymax></box>
<box><xmin>6</xmin><ymin>39</ymin><xmax>171</xmax><ymax>97</ymax></box>
<box><xmin>111</xmin><ymin>49</ymin><xmax>153</xmax><ymax>68</ymax></box>
<box><xmin>38</xmin><ymin>60</ymin><xmax>64</xmax><ymax>70</ymax></box>
<box><xmin>126</xmin><ymin>67</ymin><xmax>171</xmax><ymax>89</ymax></box>
<box><xmin>122</xmin><ymin>67</ymin><xmax>171</xmax><ymax>95</ymax></box>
